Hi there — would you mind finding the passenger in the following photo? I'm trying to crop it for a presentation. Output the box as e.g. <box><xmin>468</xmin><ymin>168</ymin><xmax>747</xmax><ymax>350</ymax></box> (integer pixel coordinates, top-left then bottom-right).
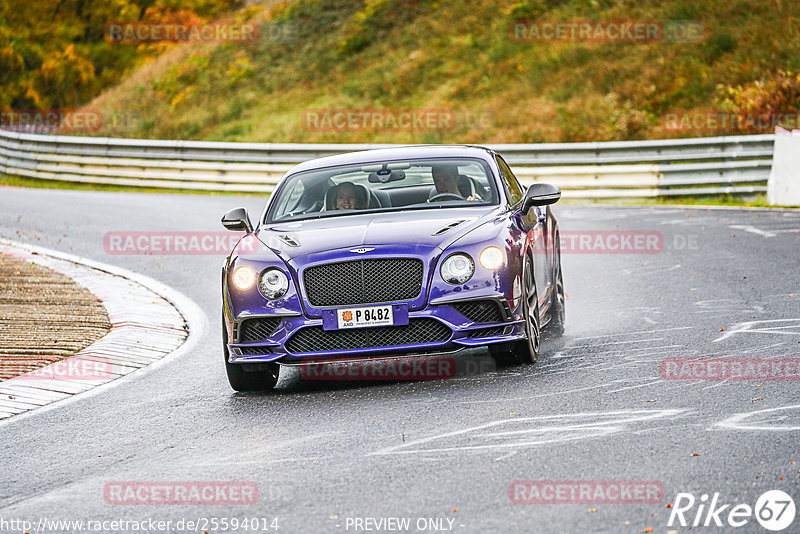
<box><xmin>332</xmin><ymin>182</ymin><xmax>366</xmax><ymax>210</ymax></box>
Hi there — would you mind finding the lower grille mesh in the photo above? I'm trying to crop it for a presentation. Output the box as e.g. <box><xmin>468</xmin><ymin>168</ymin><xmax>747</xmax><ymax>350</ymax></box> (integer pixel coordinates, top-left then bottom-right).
<box><xmin>238</xmin><ymin>346</ymin><xmax>273</xmax><ymax>355</ymax></box>
<box><xmin>238</xmin><ymin>318</ymin><xmax>281</xmax><ymax>342</ymax></box>
<box><xmin>467</xmin><ymin>327</ymin><xmax>506</xmax><ymax>338</ymax></box>
<box><xmin>286</xmin><ymin>319</ymin><xmax>451</xmax><ymax>353</ymax></box>
<box><xmin>454</xmin><ymin>300</ymin><xmax>505</xmax><ymax>323</ymax></box>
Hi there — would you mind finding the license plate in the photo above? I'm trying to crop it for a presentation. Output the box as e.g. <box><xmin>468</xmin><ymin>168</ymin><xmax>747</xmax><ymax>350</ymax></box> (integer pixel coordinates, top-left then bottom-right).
<box><xmin>337</xmin><ymin>305</ymin><xmax>393</xmax><ymax>329</ymax></box>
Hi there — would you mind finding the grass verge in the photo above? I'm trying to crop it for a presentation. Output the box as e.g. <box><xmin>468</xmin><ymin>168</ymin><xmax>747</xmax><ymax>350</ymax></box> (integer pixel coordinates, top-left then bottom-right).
<box><xmin>0</xmin><ymin>174</ymin><xmax>264</xmax><ymax>197</ymax></box>
<box><xmin>558</xmin><ymin>193</ymin><xmax>798</xmax><ymax>208</ymax></box>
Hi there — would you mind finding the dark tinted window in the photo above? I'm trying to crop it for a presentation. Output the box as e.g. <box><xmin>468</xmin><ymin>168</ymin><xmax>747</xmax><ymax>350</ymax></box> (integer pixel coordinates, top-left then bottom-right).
<box><xmin>267</xmin><ymin>157</ymin><xmax>498</xmax><ymax>222</ymax></box>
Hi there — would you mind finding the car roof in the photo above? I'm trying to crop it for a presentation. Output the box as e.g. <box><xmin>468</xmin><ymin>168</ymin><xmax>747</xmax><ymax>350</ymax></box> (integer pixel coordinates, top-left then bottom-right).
<box><xmin>287</xmin><ymin>145</ymin><xmax>497</xmax><ymax>174</ymax></box>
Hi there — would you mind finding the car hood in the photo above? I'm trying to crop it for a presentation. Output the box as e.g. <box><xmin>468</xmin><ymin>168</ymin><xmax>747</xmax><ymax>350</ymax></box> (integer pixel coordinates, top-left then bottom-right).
<box><xmin>255</xmin><ymin>207</ymin><xmax>500</xmax><ymax>261</ymax></box>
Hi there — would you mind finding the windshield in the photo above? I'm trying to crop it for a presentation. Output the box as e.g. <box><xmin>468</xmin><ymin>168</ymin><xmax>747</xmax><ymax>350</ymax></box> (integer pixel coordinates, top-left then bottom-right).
<box><xmin>266</xmin><ymin>157</ymin><xmax>498</xmax><ymax>223</ymax></box>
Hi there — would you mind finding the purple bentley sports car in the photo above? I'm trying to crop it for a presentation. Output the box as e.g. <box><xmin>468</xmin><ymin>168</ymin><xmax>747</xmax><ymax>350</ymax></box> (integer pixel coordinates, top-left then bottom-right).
<box><xmin>221</xmin><ymin>146</ymin><xmax>564</xmax><ymax>391</ymax></box>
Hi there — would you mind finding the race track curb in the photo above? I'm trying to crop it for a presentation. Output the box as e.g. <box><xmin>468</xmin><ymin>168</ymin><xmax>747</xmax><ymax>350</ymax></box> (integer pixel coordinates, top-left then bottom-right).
<box><xmin>0</xmin><ymin>238</ymin><xmax>206</xmax><ymax>424</ymax></box>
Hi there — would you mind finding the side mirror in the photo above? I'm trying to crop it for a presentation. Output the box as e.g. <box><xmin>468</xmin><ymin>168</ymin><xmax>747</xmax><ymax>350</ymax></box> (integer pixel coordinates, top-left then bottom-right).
<box><xmin>221</xmin><ymin>207</ymin><xmax>253</xmax><ymax>233</ymax></box>
<box><xmin>522</xmin><ymin>183</ymin><xmax>561</xmax><ymax>213</ymax></box>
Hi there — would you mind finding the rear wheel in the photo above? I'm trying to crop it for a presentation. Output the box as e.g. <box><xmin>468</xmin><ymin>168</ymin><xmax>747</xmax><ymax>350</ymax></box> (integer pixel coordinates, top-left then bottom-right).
<box><xmin>223</xmin><ymin>314</ymin><xmax>279</xmax><ymax>392</ymax></box>
<box><xmin>513</xmin><ymin>255</ymin><xmax>541</xmax><ymax>364</ymax></box>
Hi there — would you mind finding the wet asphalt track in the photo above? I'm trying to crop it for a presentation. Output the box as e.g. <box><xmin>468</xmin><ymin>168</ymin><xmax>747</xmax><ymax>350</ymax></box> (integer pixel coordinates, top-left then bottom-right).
<box><xmin>0</xmin><ymin>186</ymin><xmax>799</xmax><ymax>534</ymax></box>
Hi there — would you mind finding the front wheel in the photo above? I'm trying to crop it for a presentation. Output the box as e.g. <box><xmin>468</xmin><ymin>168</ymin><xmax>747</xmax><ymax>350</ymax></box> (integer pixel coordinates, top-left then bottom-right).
<box><xmin>550</xmin><ymin>238</ymin><xmax>565</xmax><ymax>336</ymax></box>
<box><xmin>513</xmin><ymin>255</ymin><xmax>541</xmax><ymax>364</ymax></box>
<box><xmin>223</xmin><ymin>313</ymin><xmax>279</xmax><ymax>392</ymax></box>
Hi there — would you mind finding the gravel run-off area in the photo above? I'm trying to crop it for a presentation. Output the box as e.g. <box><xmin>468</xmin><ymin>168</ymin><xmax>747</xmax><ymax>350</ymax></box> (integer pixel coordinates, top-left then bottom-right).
<box><xmin>0</xmin><ymin>252</ymin><xmax>110</xmax><ymax>380</ymax></box>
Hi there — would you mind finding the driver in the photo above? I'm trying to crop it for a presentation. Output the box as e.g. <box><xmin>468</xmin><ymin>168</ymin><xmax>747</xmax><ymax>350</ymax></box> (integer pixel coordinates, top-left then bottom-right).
<box><xmin>431</xmin><ymin>164</ymin><xmax>480</xmax><ymax>201</ymax></box>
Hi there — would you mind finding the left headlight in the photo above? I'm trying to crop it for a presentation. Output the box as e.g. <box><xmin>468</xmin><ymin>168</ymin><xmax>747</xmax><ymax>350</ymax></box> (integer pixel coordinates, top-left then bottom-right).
<box><xmin>440</xmin><ymin>253</ymin><xmax>474</xmax><ymax>285</ymax></box>
<box><xmin>259</xmin><ymin>268</ymin><xmax>289</xmax><ymax>299</ymax></box>
<box><xmin>232</xmin><ymin>266</ymin><xmax>256</xmax><ymax>290</ymax></box>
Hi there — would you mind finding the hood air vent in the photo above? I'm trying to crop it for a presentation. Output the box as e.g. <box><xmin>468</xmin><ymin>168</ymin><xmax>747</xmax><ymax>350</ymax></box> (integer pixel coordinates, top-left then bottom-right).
<box><xmin>432</xmin><ymin>220</ymin><xmax>467</xmax><ymax>236</ymax></box>
<box><xmin>277</xmin><ymin>234</ymin><xmax>300</xmax><ymax>247</ymax></box>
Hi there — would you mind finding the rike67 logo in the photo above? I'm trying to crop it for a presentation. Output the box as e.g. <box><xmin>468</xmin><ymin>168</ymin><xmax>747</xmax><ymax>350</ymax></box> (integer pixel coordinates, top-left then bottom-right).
<box><xmin>668</xmin><ymin>490</ymin><xmax>796</xmax><ymax>531</ymax></box>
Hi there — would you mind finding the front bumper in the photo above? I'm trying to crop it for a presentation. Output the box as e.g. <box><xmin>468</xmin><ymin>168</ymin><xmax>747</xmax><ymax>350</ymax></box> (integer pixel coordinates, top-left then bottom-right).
<box><xmin>226</xmin><ymin>296</ymin><xmax>525</xmax><ymax>364</ymax></box>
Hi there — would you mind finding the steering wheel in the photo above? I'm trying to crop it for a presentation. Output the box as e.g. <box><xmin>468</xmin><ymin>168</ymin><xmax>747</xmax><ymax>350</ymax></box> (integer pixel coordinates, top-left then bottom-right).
<box><xmin>429</xmin><ymin>192</ymin><xmax>465</xmax><ymax>203</ymax></box>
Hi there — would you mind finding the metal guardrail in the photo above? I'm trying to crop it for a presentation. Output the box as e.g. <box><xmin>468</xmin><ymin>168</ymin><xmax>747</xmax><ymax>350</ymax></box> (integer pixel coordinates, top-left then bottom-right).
<box><xmin>0</xmin><ymin>129</ymin><xmax>775</xmax><ymax>198</ymax></box>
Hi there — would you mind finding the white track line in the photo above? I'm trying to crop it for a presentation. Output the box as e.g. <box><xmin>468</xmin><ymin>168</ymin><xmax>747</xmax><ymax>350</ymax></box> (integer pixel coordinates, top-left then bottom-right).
<box><xmin>0</xmin><ymin>238</ymin><xmax>207</xmax><ymax>426</ymax></box>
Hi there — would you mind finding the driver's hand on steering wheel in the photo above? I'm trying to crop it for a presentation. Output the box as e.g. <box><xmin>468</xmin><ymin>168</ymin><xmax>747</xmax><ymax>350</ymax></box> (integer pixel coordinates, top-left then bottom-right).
<box><xmin>428</xmin><ymin>192</ymin><xmax>481</xmax><ymax>203</ymax></box>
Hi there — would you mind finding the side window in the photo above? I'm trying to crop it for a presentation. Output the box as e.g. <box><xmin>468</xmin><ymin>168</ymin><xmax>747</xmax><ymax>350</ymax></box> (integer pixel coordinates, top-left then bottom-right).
<box><xmin>275</xmin><ymin>180</ymin><xmax>304</xmax><ymax>217</ymax></box>
<box><xmin>496</xmin><ymin>156</ymin><xmax>524</xmax><ymax>205</ymax></box>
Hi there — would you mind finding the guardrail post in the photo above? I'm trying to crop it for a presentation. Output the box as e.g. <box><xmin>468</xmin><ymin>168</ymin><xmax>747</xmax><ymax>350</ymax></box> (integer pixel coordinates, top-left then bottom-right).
<box><xmin>767</xmin><ymin>131</ymin><xmax>800</xmax><ymax>206</ymax></box>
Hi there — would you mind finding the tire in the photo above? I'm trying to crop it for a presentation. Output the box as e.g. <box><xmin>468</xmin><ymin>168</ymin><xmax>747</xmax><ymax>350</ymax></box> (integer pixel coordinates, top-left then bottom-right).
<box><xmin>223</xmin><ymin>313</ymin><xmax>279</xmax><ymax>392</ymax></box>
<box><xmin>550</xmin><ymin>237</ymin><xmax>566</xmax><ymax>336</ymax></box>
<box><xmin>513</xmin><ymin>254</ymin><xmax>541</xmax><ymax>364</ymax></box>
<box><xmin>488</xmin><ymin>342</ymin><xmax>518</xmax><ymax>367</ymax></box>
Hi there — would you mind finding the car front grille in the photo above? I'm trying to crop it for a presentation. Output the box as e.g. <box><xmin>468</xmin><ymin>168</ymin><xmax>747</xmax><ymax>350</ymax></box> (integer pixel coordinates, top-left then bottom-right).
<box><xmin>285</xmin><ymin>318</ymin><xmax>451</xmax><ymax>354</ymax></box>
<box><xmin>303</xmin><ymin>258</ymin><xmax>424</xmax><ymax>307</ymax></box>
<box><xmin>454</xmin><ymin>300</ymin><xmax>505</xmax><ymax>323</ymax></box>
<box><xmin>238</xmin><ymin>318</ymin><xmax>281</xmax><ymax>342</ymax></box>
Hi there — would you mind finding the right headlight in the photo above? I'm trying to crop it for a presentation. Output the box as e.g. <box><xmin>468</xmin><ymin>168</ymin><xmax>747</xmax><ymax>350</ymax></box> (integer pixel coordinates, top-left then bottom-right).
<box><xmin>259</xmin><ymin>268</ymin><xmax>289</xmax><ymax>299</ymax></box>
<box><xmin>479</xmin><ymin>246</ymin><xmax>505</xmax><ymax>270</ymax></box>
<box><xmin>440</xmin><ymin>253</ymin><xmax>474</xmax><ymax>285</ymax></box>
